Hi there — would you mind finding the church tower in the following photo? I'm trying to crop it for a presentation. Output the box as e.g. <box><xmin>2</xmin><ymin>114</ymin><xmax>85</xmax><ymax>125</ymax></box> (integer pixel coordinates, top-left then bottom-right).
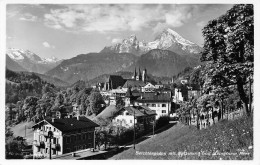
<box><xmin>136</xmin><ymin>67</ymin><xmax>142</xmax><ymax>81</ymax></box>
<box><xmin>132</xmin><ymin>68</ymin><xmax>137</xmax><ymax>80</ymax></box>
<box><xmin>142</xmin><ymin>68</ymin><xmax>147</xmax><ymax>82</ymax></box>
<box><xmin>125</xmin><ymin>87</ymin><xmax>133</xmax><ymax>106</ymax></box>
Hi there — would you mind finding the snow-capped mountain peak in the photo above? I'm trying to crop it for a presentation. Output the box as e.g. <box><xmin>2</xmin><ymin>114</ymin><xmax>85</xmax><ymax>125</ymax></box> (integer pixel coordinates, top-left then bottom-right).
<box><xmin>100</xmin><ymin>28</ymin><xmax>202</xmax><ymax>56</ymax></box>
<box><xmin>165</xmin><ymin>28</ymin><xmax>195</xmax><ymax>45</ymax></box>
<box><xmin>6</xmin><ymin>48</ymin><xmax>25</xmax><ymax>60</ymax></box>
<box><xmin>7</xmin><ymin>48</ymin><xmax>60</xmax><ymax>63</ymax></box>
<box><xmin>6</xmin><ymin>48</ymin><xmax>62</xmax><ymax>74</ymax></box>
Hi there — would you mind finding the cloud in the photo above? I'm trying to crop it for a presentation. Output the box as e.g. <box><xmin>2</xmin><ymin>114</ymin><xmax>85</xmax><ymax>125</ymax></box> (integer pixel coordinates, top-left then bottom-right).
<box><xmin>42</xmin><ymin>42</ymin><xmax>55</xmax><ymax>48</ymax></box>
<box><xmin>6</xmin><ymin>5</ymin><xmax>24</xmax><ymax>18</ymax></box>
<box><xmin>43</xmin><ymin>4</ymin><xmax>203</xmax><ymax>33</ymax></box>
<box><xmin>111</xmin><ymin>38</ymin><xmax>122</xmax><ymax>44</ymax></box>
<box><xmin>153</xmin><ymin>23</ymin><xmax>169</xmax><ymax>35</ymax></box>
<box><xmin>19</xmin><ymin>13</ymin><xmax>38</xmax><ymax>22</ymax></box>
<box><xmin>196</xmin><ymin>21</ymin><xmax>207</xmax><ymax>28</ymax></box>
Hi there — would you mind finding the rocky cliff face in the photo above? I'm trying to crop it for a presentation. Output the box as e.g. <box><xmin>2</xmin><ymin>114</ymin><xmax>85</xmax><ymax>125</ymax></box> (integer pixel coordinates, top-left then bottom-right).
<box><xmin>100</xmin><ymin>28</ymin><xmax>203</xmax><ymax>56</ymax></box>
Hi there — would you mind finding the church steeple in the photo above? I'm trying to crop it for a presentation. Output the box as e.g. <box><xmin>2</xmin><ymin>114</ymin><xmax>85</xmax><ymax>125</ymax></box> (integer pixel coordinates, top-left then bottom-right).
<box><xmin>136</xmin><ymin>67</ymin><xmax>141</xmax><ymax>81</ymax></box>
<box><xmin>142</xmin><ymin>67</ymin><xmax>147</xmax><ymax>82</ymax></box>
<box><xmin>132</xmin><ymin>67</ymin><xmax>137</xmax><ymax>80</ymax></box>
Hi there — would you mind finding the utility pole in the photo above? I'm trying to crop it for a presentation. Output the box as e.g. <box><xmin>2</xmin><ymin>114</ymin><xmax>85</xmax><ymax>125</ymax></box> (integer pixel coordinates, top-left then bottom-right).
<box><xmin>221</xmin><ymin>97</ymin><xmax>224</xmax><ymax>120</ymax></box>
<box><xmin>24</xmin><ymin>125</ymin><xmax>26</xmax><ymax>138</ymax></box>
<box><xmin>249</xmin><ymin>77</ymin><xmax>252</xmax><ymax>113</ymax></box>
<box><xmin>133</xmin><ymin>109</ymin><xmax>135</xmax><ymax>150</ymax></box>
<box><xmin>93</xmin><ymin>129</ymin><xmax>96</xmax><ymax>150</ymax></box>
<box><xmin>153</xmin><ymin>120</ymin><xmax>155</xmax><ymax>137</ymax></box>
<box><xmin>49</xmin><ymin>138</ymin><xmax>52</xmax><ymax>160</ymax></box>
<box><xmin>47</xmin><ymin>131</ymin><xmax>53</xmax><ymax>160</ymax></box>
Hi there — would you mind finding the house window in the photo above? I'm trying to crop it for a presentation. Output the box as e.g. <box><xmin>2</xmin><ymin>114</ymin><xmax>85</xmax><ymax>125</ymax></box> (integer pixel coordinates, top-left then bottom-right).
<box><xmin>45</xmin><ymin>148</ymin><xmax>48</xmax><ymax>154</ymax></box>
<box><xmin>152</xmin><ymin>104</ymin><xmax>156</xmax><ymax>107</ymax></box>
<box><xmin>130</xmin><ymin>120</ymin><xmax>132</xmax><ymax>123</ymax></box>
<box><xmin>157</xmin><ymin>104</ymin><xmax>160</xmax><ymax>107</ymax></box>
<box><xmin>67</xmin><ymin>137</ymin><xmax>70</xmax><ymax>143</ymax></box>
<box><xmin>146</xmin><ymin>103</ymin><xmax>150</xmax><ymax>106</ymax></box>
<box><xmin>53</xmin><ymin>138</ymin><xmax>56</xmax><ymax>144</ymax></box>
<box><xmin>126</xmin><ymin>112</ymin><xmax>129</xmax><ymax>116</ymax></box>
<box><xmin>162</xmin><ymin>104</ymin><xmax>166</xmax><ymax>107</ymax></box>
<box><xmin>53</xmin><ymin>149</ymin><xmax>56</xmax><ymax>155</ymax></box>
<box><xmin>162</xmin><ymin>110</ymin><xmax>166</xmax><ymax>113</ymax></box>
<box><xmin>37</xmin><ymin>147</ymin><xmax>40</xmax><ymax>152</ymax></box>
<box><xmin>54</xmin><ymin>128</ymin><xmax>56</xmax><ymax>132</ymax></box>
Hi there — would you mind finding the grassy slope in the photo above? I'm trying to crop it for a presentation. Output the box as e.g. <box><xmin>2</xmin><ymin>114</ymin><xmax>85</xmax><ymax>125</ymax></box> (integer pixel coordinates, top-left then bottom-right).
<box><xmin>11</xmin><ymin>121</ymin><xmax>35</xmax><ymax>145</ymax></box>
<box><xmin>111</xmin><ymin>116</ymin><xmax>253</xmax><ymax>160</ymax></box>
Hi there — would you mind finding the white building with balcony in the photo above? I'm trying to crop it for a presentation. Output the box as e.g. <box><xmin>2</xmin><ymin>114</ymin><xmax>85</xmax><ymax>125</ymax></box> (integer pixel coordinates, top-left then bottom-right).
<box><xmin>32</xmin><ymin>116</ymin><xmax>99</xmax><ymax>158</ymax></box>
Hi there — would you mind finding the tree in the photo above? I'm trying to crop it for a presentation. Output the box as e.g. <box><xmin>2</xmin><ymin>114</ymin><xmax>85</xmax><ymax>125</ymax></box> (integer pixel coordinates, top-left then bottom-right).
<box><xmin>23</xmin><ymin>96</ymin><xmax>39</xmax><ymax>121</ymax></box>
<box><xmin>115</xmin><ymin>96</ymin><xmax>125</xmax><ymax>111</ymax></box>
<box><xmin>54</xmin><ymin>92</ymin><xmax>64</xmax><ymax>107</ymax></box>
<box><xmin>201</xmin><ymin>4</ymin><xmax>253</xmax><ymax>116</ymax></box>
<box><xmin>87</xmin><ymin>90</ymin><xmax>105</xmax><ymax>115</ymax></box>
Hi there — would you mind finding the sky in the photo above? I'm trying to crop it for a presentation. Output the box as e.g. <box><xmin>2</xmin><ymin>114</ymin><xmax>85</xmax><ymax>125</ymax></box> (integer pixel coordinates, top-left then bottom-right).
<box><xmin>6</xmin><ymin>4</ymin><xmax>234</xmax><ymax>60</ymax></box>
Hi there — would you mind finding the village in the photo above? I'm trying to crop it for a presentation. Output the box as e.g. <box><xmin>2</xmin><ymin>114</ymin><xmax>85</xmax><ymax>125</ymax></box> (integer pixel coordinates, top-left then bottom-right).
<box><xmin>29</xmin><ymin>67</ymin><xmax>246</xmax><ymax>160</ymax></box>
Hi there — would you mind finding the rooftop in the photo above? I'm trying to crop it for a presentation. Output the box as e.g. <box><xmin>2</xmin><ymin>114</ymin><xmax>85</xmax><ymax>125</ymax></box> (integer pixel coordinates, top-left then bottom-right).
<box><xmin>123</xmin><ymin>80</ymin><xmax>146</xmax><ymax>88</ymax></box>
<box><xmin>121</xmin><ymin>106</ymin><xmax>156</xmax><ymax>117</ymax></box>
<box><xmin>135</xmin><ymin>92</ymin><xmax>172</xmax><ymax>103</ymax></box>
<box><xmin>32</xmin><ymin>116</ymin><xmax>99</xmax><ymax>132</ymax></box>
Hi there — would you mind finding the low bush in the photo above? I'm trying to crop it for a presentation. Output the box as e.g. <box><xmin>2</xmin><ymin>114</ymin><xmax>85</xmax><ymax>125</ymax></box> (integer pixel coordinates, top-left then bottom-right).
<box><xmin>156</xmin><ymin>116</ymin><xmax>170</xmax><ymax>129</ymax></box>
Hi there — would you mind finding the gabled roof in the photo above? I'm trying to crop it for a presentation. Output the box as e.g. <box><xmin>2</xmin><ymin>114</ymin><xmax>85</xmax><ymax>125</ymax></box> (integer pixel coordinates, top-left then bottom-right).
<box><xmin>32</xmin><ymin>116</ymin><xmax>99</xmax><ymax>133</ymax></box>
<box><xmin>143</xmin><ymin>82</ymin><xmax>156</xmax><ymax>88</ymax></box>
<box><xmin>106</xmin><ymin>75</ymin><xmax>126</xmax><ymax>89</ymax></box>
<box><xmin>121</xmin><ymin>106</ymin><xmax>156</xmax><ymax>117</ymax></box>
<box><xmin>135</xmin><ymin>92</ymin><xmax>172</xmax><ymax>103</ymax></box>
<box><xmin>123</xmin><ymin>80</ymin><xmax>146</xmax><ymax>88</ymax></box>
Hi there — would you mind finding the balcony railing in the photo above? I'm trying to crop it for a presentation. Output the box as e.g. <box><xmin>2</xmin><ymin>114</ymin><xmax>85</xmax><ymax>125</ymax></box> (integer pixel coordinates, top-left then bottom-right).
<box><xmin>40</xmin><ymin>131</ymin><xmax>49</xmax><ymax>137</ymax></box>
<box><xmin>51</xmin><ymin>144</ymin><xmax>61</xmax><ymax>151</ymax></box>
<box><xmin>39</xmin><ymin>130</ymin><xmax>60</xmax><ymax>137</ymax></box>
<box><xmin>34</xmin><ymin>141</ymin><xmax>45</xmax><ymax>148</ymax></box>
<box><xmin>34</xmin><ymin>141</ymin><xmax>40</xmax><ymax>147</ymax></box>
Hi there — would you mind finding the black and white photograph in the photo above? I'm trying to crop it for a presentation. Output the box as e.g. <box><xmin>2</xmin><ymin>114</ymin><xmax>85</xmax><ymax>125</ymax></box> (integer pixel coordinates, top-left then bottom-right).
<box><xmin>1</xmin><ymin>0</ymin><xmax>258</xmax><ymax>162</ymax></box>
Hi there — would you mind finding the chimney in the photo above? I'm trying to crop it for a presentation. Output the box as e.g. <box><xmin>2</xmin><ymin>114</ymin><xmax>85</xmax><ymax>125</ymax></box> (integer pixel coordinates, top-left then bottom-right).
<box><xmin>77</xmin><ymin>115</ymin><xmax>80</xmax><ymax>120</ymax></box>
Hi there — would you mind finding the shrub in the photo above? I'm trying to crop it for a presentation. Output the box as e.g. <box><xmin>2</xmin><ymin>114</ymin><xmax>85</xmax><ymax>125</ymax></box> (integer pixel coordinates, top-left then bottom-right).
<box><xmin>156</xmin><ymin>116</ymin><xmax>170</xmax><ymax>129</ymax></box>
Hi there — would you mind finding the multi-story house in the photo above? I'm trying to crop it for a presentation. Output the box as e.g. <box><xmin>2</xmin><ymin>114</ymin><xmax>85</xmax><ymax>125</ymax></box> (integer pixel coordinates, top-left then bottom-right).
<box><xmin>32</xmin><ymin>116</ymin><xmax>99</xmax><ymax>158</ymax></box>
<box><xmin>133</xmin><ymin>92</ymin><xmax>172</xmax><ymax>119</ymax></box>
<box><xmin>112</xmin><ymin>105</ymin><xmax>156</xmax><ymax>130</ymax></box>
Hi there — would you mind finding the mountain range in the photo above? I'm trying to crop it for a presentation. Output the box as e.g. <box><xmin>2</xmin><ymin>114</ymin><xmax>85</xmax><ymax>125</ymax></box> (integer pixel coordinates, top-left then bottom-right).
<box><xmin>6</xmin><ymin>28</ymin><xmax>203</xmax><ymax>85</ymax></box>
<box><xmin>45</xmin><ymin>52</ymin><xmax>138</xmax><ymax>84</ymax></box>
<box><xmin>6</xmin><ymin>48</ymin><xmax>62</xmax><ymax>74</ymax></box>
